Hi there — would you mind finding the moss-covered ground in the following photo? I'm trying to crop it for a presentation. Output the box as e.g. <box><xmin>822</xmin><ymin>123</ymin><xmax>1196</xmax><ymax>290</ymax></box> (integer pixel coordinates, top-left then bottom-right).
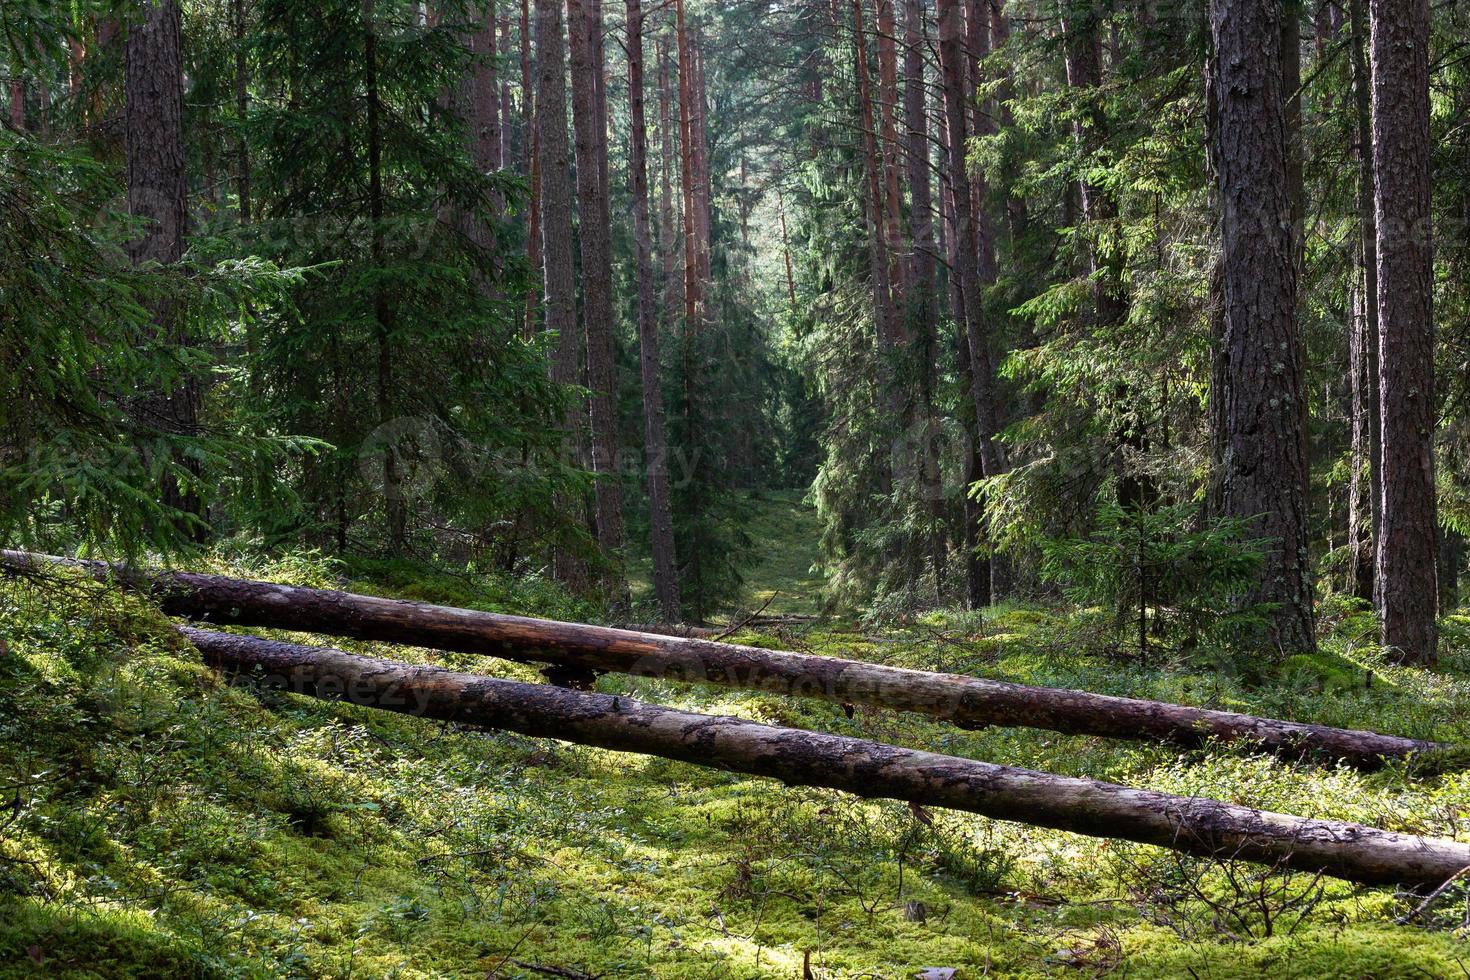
<box><xmin>6</xmin><ymin>501</ymin><xmax>1470</xmax><ymax>976</ymax></box>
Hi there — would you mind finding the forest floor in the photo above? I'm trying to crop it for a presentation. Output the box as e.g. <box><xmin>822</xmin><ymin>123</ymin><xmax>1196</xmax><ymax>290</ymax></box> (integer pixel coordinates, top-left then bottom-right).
<box><xmin>7</xmin><ymin>497</ymin><xmax>1470</xmax><ymax>977</ymax></box>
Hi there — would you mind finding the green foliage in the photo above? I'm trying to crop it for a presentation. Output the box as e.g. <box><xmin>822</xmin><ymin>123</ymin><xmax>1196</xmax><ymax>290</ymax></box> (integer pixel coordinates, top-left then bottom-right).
<box><xmin>0</xmin><ymin>132</ymin><xmax>308</xmax><ymax>557</ymax></box>
<box><xmin>229</xmin><ymin>0</ymin><xmax>570</xmax><ymax>559</ymax></box>
<box><xmin>1038</xmin><ymin>502</ymin><xmax>1269</xmax><ymax>656</ymax></box>
<box><xmin>8</xmin><ymin>548</ymin><xmax>1470</xmax><ymax>976</ymax></box>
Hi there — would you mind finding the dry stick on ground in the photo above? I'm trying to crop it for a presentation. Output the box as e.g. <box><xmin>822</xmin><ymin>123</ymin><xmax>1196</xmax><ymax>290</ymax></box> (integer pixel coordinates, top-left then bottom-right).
<box><xmin>179</xmin><ymin>626</ymin><xmax>1470</xmax><ymax>888</ymax></box>
<box><xmin>0</xmin><ymin>551</ymin><xmax>1453</xmax><ymax>770</ymax></box>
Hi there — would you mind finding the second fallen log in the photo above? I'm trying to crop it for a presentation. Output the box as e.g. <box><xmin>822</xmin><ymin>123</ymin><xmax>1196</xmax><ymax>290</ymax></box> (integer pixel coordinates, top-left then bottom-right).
<box><xmin>180</xmin><ymin>626</ymin><xmax>1470</xmax><ymax>888</ymax></box>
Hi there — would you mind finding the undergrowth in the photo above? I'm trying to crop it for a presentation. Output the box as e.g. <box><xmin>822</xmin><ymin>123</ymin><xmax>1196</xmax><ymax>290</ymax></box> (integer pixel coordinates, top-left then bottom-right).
<box><xmin>5</xmin><ymin>527</ymin><xmax>1470</xmax><ymax>975</ymax></box>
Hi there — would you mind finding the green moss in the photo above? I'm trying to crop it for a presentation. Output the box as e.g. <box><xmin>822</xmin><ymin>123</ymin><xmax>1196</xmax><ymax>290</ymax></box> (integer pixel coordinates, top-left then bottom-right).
<box><xmin>1279</xmin><ymin>651</ymin><xmax>1369</xmax><ymax>694</ymax></box>
<box><xmin>8</xmin><ymin>513</ymin><xmax>1470</xmax><ymax>976</ymax></box>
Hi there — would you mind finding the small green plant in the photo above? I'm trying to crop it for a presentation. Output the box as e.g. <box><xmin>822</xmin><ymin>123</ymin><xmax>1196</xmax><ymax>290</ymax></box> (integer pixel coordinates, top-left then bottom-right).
<box><xmin>1039</xmin><ymin>502</ymin><xmax>1269</xmax><ymax>660</ymax></box>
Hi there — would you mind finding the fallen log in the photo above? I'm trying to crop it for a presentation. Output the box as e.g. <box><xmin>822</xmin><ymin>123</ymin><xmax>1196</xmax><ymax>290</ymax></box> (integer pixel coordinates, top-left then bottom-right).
<box><xmin>180</xmin><ymin>626</ymin><xmax>1470</xmax><ymax>887</ymax></box>
<box><xmin>0</xmin><ymin>550</ymin><xmax>1449</xmax><ymax>769</ymax></box>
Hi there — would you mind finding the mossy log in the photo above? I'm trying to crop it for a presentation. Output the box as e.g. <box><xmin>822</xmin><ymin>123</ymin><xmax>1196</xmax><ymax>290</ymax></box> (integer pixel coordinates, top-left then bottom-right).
<box><xmin>0</xmin><ymin>550</ymin><xmax>1448</xmax><ymax>769</ymax></box>
<box><xmin>179</xmin><ymin>626</ymin><xmax>1470</xmax><ymax>888</ymax></box>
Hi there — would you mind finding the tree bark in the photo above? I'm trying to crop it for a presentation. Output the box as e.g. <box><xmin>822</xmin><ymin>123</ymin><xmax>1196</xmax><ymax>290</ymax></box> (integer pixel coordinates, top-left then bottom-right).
<box><xmin>657</xmin><ymin>33</ymin><xmax>679</xmax><ymax>323</ymax></box>
<box><xmin>874</xmin><ymin>0</ymin><xmax>907</xmax><ymax>315</ymax></box>
<box><xmin>232</xmin><ymin>0</ymin><xmax>250</xmax><ymax>224</ymax></box>
<box><xmin>1208</xmin><ymin>0</ymin><xmax>1315</xmax><ymax>654</ymax></box>
<box><xmin>1441</xmin><ymin>530</ymin><xmax>1461</xmax><ymax>614</ymax></box>
<box><xmin>1369</xmin><ymin>0</ymin><xmax>1438</xmax><ymax>664</ymax></box>
<box><xmin>937</xmin><ymin>0</ymin><xmax>1006</xmax><ymax>600</ymax></box>
<box><xmin>851</xmin><ymin>0</ymin><xmax>899</xmax><ymax>396</ymax></box>
<box><xmin>568</xmin><ymin>0</ymin><xmax>629</xmax><ymax>612</ymax></box>
<box><xmin>179</xmin><ymin>626</ymin><xmax>1470</xmax><ymax>887</ymax></box>
<box><xmin>9</xmin><ymin>551</ymin><xmax>1445</xmax><ymax>769</ymax></box>
<box><xmin>470</xmin><ymin>2</ymin><xmax>502</xmax><ymax>174</ymax></box>
<box><xmin>126</xmin><ymin>0</ymin><xmax>203</xmax><ymax>536</ymax></box>
<box><xmin>533</xmin><ymin>0</ymin><xmax>587</xmax><ymax>589</ymax></box>
<box><xmin>902</xmin><ymin>0</ymin><xmax>936</xmax><ymax>340</ymax></box>
<box><xmin>675</xmin><ymin>0</ymin><xmax>700</xmax><ymax>331</ymax></box>
<box><xmin>626</xmin><ymin>0</ymin><xmax>681</xmax><ymax>623</ymax></box>
<box><xmin>1348</xmin><ymin>278</ymin><xmax>1377</xmax><ymax>601</ymax></box>
<box><xmin>690</xmin><ymin>37</ymin><xmax>712</xmax><ymax>290</ymax></box>
<box><xmin>364</xmin><ymin>0</ymin><xmax>405</xmax><ymax>554</ymax></box>
<box><xmin>777</xmin><ymin>190</ymin><xmax>797</xmax><ymax>309</ymax></box>
<box><xmin>499</xmin><ymin>6</ymin><xmax>514</xmax><ymax>170</ymax></box>
<box><xmin>9</xmin><ymin>77</ymin><xmax>23</xmax><ymax>131</ymax></box>
<box><xmin>521</xmin><ymin>0</ymin><xmax>540</xmax><ymax>339</ymax></box>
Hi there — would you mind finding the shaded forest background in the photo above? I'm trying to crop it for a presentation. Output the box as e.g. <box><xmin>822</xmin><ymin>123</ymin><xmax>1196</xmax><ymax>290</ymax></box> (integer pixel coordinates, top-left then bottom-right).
<box><xmin>5</xmin><ymin>0</ymin><xmax>1468</xmax><ymax>661</ymax></box>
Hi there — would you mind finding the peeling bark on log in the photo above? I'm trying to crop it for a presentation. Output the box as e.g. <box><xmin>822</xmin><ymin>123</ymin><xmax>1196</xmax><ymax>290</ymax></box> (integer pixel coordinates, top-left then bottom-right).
<box><xmin>179</xmin><ymin>626</ymin><xmax>1470</xmax><ymax>887</ymax></box>
<box><xmin>1</xmin><ymin>551</ymin><xmax>1449</xmax><ymax>770</ymax></box>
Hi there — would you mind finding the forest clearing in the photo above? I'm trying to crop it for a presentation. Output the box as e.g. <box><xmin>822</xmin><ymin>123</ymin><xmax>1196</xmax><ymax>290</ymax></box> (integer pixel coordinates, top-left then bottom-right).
<box><xmin>6</xmin><ymin>0</ymin><xmax>1470</xmax><ymax>975</ymax></box>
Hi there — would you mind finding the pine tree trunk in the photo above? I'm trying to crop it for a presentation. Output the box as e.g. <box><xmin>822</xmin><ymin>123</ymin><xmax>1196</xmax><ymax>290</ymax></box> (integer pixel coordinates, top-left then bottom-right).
<box><xmin>874</xmin><ymin>0</ymin><xmax>907</xmax><ymax>314</ymax></box>
<box><xmin>9</xmin><ymin>78</ymin><xmax>22</xmax><ymax>130</ymax></box>
<box><xmin>471</xmin><ymin>3</ymin><xmax>501</xmax><ymax>174</ymax></box>
<box><xmin>903</xmin><ymin>0</ymin><xmax>944</xmax><ymax>587</ymax></box>
<box><xmin>364</xmin><ymin>1</ymin><xmax>405</xmax><ymax>554</ymax></box>
<box><xmin>690</xmin><ymin>37</ymin><xmax>713</xmax><ymax>291</ymax></box>
<box><xmin>673</xmin><ymin>0</ymin><xmax>708</xmax><ymax>622</ymax></box>
<box><xmin>937</xmin><ymin>0</ymin><xmax>1004</xmax><ymax>600</ymax></box>
<box><xmin>1346</xmin><ymin>0</ymin><xmax>1380</xmax><ymax>604</ymax></box>
<box><xmin>498</xmin><ymin>7</ymin><xmax>514</xmax><ymax>169</ymax></box>
<box><xmin>850</xmin><ymin>0</ymin><xmax>894</xmax><ymax>348</ymax></box>
<box><xmin>851</xmin><ymin>0</ymin><xmax>899</xmax><ymax>497</ymax></box>
<box><xmin>521</xmin><ymin>0</ymin><xmax>540</xmax><ymax>338</ymax></box>
<box><xmin>1369</xmin><ymin>0</ymin><xmax>1438</xmax><ymax>664</ymax></box>
<box><xmin>1282</xmin><ymin>0</ymin><xmax>1303</xmax><ymax>273</ymax></box>
<box><xmin>657</xmin><ymin>33</ymin><xmax>679</xmax><ymax>322</ymax></box>
<box><xmin>534</xmin><ymin>0</ymin><xmax>587</xmax><ymax>590</ymax></box>
<box><xmin>126</xmin><ymin>0</ymin><xmax>204</xmax><ymax>538</ymax></box>
<box><xmin>627</xmin><ymin>0</ymin><xmax>681</xmax><ymax>622</ymax></box>
<box><xmin>1349</xmin><ymin>280</ymin><xmax>1377</xmax><ymax>601</ymax></box>
<box><xmin>232</xmin><ymin>0</ymin><xmax>250</xmax><ymax>224</ymax></box>
<box><xmin>568</xmin><ymin>0</ymin><xmax>629</xmax><ymax>612</ymax></box>
<box><xmin>1441</xmin><ymin>529</ymin><xmax>1461</xmax><ymax>614</ymax></box>
<box><xmin>181</xmin><ymin>625</ymin><xmax>1470</xmax><ymax>886</ymax></box>
<box><xmin>777</xmin><ymin>190</ymin><xmax>797</xmax><ymax>309</ymax></box>
<box><xmin>1208</xmin><ymin>0</ymin><xmax>1315</xmax><ymax>654</ymax></box>
<box><xmin>675</xmin><ymin>0</ymin><xmax>700</xmax><ymax>330</ymax></box>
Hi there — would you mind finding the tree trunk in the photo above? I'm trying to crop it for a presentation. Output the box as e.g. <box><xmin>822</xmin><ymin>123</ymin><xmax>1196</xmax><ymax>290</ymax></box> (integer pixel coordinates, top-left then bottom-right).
<box><xmin>675</xmin><ymin>0</ymin><xmax>700</xmax><ymax>331</ymax></box>
<box><xmin>672</xmin><ymin>0</ymin><xmax>706</xmax><ymax>621</ymax></box>
<box><xmin>126</xmin><ymin>0</ymin><xmax>203</xmax><ymax>537</ymax></box>
<box><xmin>1282</xmin><ymin>0</ymin><xmax>1303</xmax><ymax>275</ymax></box>
<box><xmin>363</xmin><ymin>0</ymin><xmax>405</xmax><ymax>554</ymax></box>
<box><xmin>471</xmin><ymin>3</ymin><xmax>501</xmax><ymax>174</ymax></box>
<box><xmin>691</xmin><ymin>38</ymin><xmax>712</xmax><ymax>290</ymax></box>
<box><xmin>657</xmin><ymin>33</ymin><xmax>679</xmax><ymax>323</ymax></box>
<box><xmin>902</xmin><ymin>0</ymin><xmax>936</xmax><ymax>339</ymax></box>
<box><xmin>232</xmin><ymin>0</ymin><xmax>250</xmax><ymax>224</ymax></box>
<box><xmin>1208</xmin><ymin>0</ymin><xmax>1315</xmax><ymax>654</ymax></box>
<box><xmin>9</xmin><ymin>77</ymin><xmax>23</xmax><ymax>130</ymax></box>
<box><xmin>852</xmin><ymin>0</ymin><xmax>893</xmax><ymax>393</ymax></box>
<box><xmin>1348</xmin><ymin>280</ymin><xmax>1377</xmax><ymax>601</ymax></box>
<box><xmin>1440</xmin><ymin>529</ymin><xmax>1461</xmax><ymax>614</ymax></box>
<box><xmin>568</xmin><ymin>0</ymin><xmax>628</xmax><ymax>612</ymax></box>
<box><xmin>626</xmin><ymin>0</ymin><xmax>681</xmax><ymax>623</ymax></box>
<box><xmin>1369</xmin><ymin>0</ymin><xmax>1438</xmax><ymax>664</ymax></box>
<box><xmin>180</xmin><ymin>625</ymin><xmax>1470</xmax><ymax>886</ymax></box>
<box><xmin>874</xmin><ymin>0</ymin><xmax>907</xmax><ymax>315</ymax></box>
<box><xmin>13</xmin><ymin>551</ymin><xmax>1444</xmax><ymax>769</ymax></box>
<box><xmin>777</xmin><ymin>190</ymin><xmax>797</xmax><ymax>309</ymax></box>
<box><xmin>937</xmin><ymin>0</ymin><xmax>1005</xmax><ymax>599</ymax></box>
<box><xmin>534</xmin><ymin>0</ymin><xmax>587</xmax><ymax>590</ymax></box>
<box><xmin>521</xmin><ymin>0</ymin><xmax>540</xmax><ymax>339</ymax></box>
<box><xmin>498</xmin><ymin>7</ymin><xmax>514</xmax><ymax>170</ymax></box>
